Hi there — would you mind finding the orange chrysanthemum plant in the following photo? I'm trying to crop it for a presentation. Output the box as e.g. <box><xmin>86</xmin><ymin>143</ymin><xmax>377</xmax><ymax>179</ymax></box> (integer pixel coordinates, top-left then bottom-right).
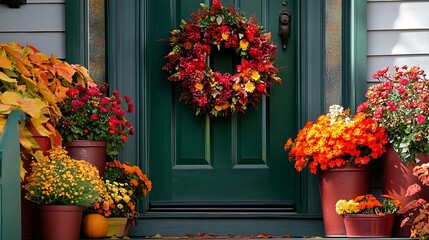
<box><xmin>336</xmin><ymin>194</ymin><xmax>402</xmax><ymax>216</ymax></box>
<box><xmin>284</xmin><ymin>105</ymin><xmax>388</xmax><ymax>174</ymax></box>
<box><xmin>91</xmin><ymin>160</ymin><xmax>152</xmax><ymax>225</ymax></box>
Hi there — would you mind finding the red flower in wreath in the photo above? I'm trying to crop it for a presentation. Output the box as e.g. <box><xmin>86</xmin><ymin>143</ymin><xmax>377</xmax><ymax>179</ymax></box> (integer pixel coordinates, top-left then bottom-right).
<box><xmin>163</xmin><ymin>0</ymin><xmax>281</xmax><ymax>117</ymax></box>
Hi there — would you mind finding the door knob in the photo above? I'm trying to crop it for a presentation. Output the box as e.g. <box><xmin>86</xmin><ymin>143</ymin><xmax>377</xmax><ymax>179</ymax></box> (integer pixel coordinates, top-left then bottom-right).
<box><xmin>278</xmin><ymin>10</ymin><xmax>291</xmax><ymax>50</ymax></box>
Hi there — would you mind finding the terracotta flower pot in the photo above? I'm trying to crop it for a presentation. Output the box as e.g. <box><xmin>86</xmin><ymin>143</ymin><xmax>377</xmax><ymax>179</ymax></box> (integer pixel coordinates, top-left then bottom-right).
<box><xmin>344</xmin><ymin>214</ymin><xmax>394</xmax><ymax>238</ymax></box>
<box><xmin>319</xmin><ymin>165</ymin><xmax>370</xmax><ymax>237</ymax></box>
<box><xmin>40</xmin><ymin>205</ymin><xmax>83</xmax><ymax>240</ymax></box>
<box><xmin>381</xmin><ymin>144</ymin><xmax>429</xmax><ymax>237</ymax></box>
<box><xmin>63</xmin><ymin>140</ymin><xmax>107</xmax><ymax>176</ymax></box>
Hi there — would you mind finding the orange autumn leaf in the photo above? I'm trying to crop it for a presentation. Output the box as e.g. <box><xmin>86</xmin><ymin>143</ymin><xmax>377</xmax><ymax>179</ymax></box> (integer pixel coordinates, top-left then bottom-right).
<box><xmin>16</xmin><ymin>60</ymin><xmax>31</xmax><ymax>77</ymax></box>
<box><xmin>0</xmin><ymin>55</ymin><xmax>11</xmax><ymax>69</ymax></box>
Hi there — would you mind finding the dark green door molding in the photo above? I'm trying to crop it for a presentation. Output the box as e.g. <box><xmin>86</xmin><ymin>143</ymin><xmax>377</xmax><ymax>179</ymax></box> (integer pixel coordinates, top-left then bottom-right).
<box><xmin>342</xmin><ymin>0</ymin><xmax>367</xmax><ymax>111</ymax></box>
<box><xmin>65</xmin><ymin>0</ymin><xmax>88</xmax><ymax>65</ymax></box>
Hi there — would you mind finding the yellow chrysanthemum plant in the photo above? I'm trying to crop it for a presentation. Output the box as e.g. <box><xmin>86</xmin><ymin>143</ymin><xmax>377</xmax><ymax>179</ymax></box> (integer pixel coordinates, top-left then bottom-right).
<box><xmin>335</xmin><ymin>194</ymin><xmax>402</xmax><ymax>216</ymax></box>
<box><xmin>23</xmin><ymin>147</ymin><xmax>104</xmax><ymax>207</ymax></box>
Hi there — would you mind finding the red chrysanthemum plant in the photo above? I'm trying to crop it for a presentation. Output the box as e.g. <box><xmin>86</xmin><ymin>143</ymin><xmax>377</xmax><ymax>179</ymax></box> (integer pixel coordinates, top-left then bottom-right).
<box><xmin>56</xmin><ymin>82</ymin><xmax>135</xmax><ymax>159</ymax></box>
<box><xmin>284</xmin><ymin>105</ymin><xmax>388</xmax><ymax>174</ymax></box>
<box><xmin>357</xmin><ymin>65</ymin><xmax>429</xmax><ymax>165</ymax></box>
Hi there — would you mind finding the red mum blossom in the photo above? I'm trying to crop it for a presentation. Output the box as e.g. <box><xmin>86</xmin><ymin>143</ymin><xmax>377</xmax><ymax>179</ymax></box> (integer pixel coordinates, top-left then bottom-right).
<box><xmin>212</xmin><ymin>0</ymin><xmax>222</xmax><ymax>9</ymax></box>
<box><xmin>90</xmin><ymin>114</ymin><xmax>99</xmax><ymax>121</ymax></box>
<box><xmin>100</xmin><ymin>97</ymin><xmax>109</xmax><ymax>105</ymax></box>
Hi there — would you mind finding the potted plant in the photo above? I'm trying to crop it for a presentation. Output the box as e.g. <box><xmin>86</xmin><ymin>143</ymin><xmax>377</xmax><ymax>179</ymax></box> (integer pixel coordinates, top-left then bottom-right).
<box><xmin>56</xmin><ymin>83</ymin><xmax>135</xmax><ymax>174</ymax></box>
<box><xmin>358</xmin><ymin>65</ymin><xmax>429</xmax><ymax>164</ymax></box>
<box><xmin>284</xmin><ymin>104</ymin><xmax>388</xmax><ymax>237</ymax></box>
<box><xmin>398</xmin><ymin>162</ymin><xmax>429</xmax><ymax>239</ymax></box>
<box><xmin>88</xmin><ymin>160</ymin><xmax>152</xmax><ymax>238</ymax></box>
<box><xmin>0</xmin><ymin>42</ymin><xmax>93</xmax><ymax>239</ymax></box>
<box><xmin>23</xmin><ymin>147</ymin><xmax>105</xmax><ymax>240</ymax></box>
<box><xmin>336</xmin><ymin>194</ymin><xmax>402</xmax><ymax>237</ymax></box>
<box><xmin>0</xmin><ymin>42</ymin><xmax>93</xmax><ymax>177</ymax></box>
<box><xmin>357</xmin><ymin>65</ymin><xmax>429</xmax><ymax>236</ymax></box>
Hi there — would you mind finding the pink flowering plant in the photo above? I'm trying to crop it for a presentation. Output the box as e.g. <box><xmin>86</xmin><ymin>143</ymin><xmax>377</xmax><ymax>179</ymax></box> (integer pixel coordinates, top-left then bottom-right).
<box><xmin>357</xmin><ymin>65</ymin><xmax>429</xmax><ymax>164</ymax></box>
<box><xmin>56</xmin><ymin>82</ymin><xmax>135</xmax><ymax>158</ymax></box>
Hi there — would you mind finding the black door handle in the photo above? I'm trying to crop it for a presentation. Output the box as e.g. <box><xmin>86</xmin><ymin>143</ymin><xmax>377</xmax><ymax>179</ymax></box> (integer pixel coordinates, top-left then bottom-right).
<box><xmin>278</xmin><ymin>10</ymin><xmax>291</xmax><ymax>50</ymax></box>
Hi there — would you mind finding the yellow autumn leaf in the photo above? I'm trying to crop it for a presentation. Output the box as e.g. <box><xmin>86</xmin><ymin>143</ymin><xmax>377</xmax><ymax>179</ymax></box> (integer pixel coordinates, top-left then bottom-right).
<box><xmin>0</xmin><ymin>55</ymin><xmax>12</xmax><ymax>69</ymax></box>
<box><xmin>0</xmin><ymin>103</ymin><xmax>11</xmax><ymax>114</ymax></box>
<box><xmin>20</xmin><ymin>159</ymin><xmax>27</xmax><ymax>182</ymax></box>
<box><xmin>51</xmin><ymin>79</ymin><xmax>69</xmax><ymax>101</ymax></box>
<box><xmin>0</xmin><ymin>71</ymin><xmax>17</xmax><ymax>83</ymax></box>
<box><xmin>18</xmin><ymin>97</ymin><xmax>47</xmax><ymax>118</ymax></box>
<box><xmin>214</xmin><ymin>105</ymin><xmax>223</xmax><ymax>111</ymax></box>
<box><xmin>30</xmin><ymin>117</ymin><xmax>52</xmax><ymax>137</ymax></box>
<box><xmin>21</xmin><ymin>74</ymin><xmax>37</xmax><ymax>89</ymax></box>
<box><xmin>74</xmin><ymin>65</ymin><xmax>93</xmax><ymax>85</ymax></box>
<box><xmin>245</xmin><ymin>81</ymin><xmax>255</xmax><ymax>93</ymax></box>
<box><xmin>240</xmin><ymin>40</ymin><xmax>249</xmax><ymax>51</ymax></box>
<box><xmin>251</xmin><ymin>71</ymin><xmax>260</xmax><ymax>80</ymax></box>
<box><xmin>20</xmin><ymin>128</ymin><xmax>34</xmax><ymax>150</ymax></box>
<box><xmin>0</xmin><ymin>91</ymin><xmax>22</xmax><ymax>106</ymax></box>
<box><xmin>0</xmin><ymin>117</ymin><xmax>6</xmax><ymax>135</ymax></box>
<box><xmin>32</xmin><ymin>150</ymin><xmax>46</xmax><ymax>163</ymax></box>
<box><xmin>37</xmin><ymin>79</ymin><xmax>58</xmax><ymax>104</ymax></box>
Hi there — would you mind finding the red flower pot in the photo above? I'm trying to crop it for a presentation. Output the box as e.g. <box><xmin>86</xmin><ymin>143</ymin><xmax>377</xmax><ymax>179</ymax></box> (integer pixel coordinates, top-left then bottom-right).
<box><xmin>63</xmin><ymin>140</ymin><xmax>107</xmax><ymax>176</ymax></box>
<box><xmin>40</xmin><ymin>205</ymin><xmax>83</xmax><ymax>240</ymax></box>
<box><xmin>344</xmin><ymin>214</ymin><xmax>394</xmax><ymax>238</ymax></box>
<box><xmin>319</xmin><ymin>165</ymin><xmax>370</xmax><ymax>237</ymax></box>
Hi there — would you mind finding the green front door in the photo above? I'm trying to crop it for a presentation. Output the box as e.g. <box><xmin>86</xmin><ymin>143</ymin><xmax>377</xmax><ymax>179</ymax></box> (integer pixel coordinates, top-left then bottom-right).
<box><xmin>147</xmin><ymin>0</ymin><xmax>298</xmax><ymax>211</ymax></box>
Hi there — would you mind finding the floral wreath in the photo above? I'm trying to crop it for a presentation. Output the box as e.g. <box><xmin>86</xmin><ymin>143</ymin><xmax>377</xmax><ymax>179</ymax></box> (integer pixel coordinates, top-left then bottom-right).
<box><xmin>163</xmin><ymin>0</ymin><xmax>281</xmax><ymax>117</ymax></box>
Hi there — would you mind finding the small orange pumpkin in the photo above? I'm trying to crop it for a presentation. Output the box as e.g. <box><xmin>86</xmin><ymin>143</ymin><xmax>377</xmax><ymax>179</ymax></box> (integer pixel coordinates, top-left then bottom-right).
<box><xmin>82</xmin><ymin>213</ymin><xmax>109</xmax><ymax>238</ymax></box>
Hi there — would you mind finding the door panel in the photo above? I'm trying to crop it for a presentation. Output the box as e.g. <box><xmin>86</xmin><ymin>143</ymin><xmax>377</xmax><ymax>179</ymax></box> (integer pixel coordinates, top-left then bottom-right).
<box><xmin>148</xmin><ymin>0</ymin><xmax>297</xmax><ymax>210</ymax></box>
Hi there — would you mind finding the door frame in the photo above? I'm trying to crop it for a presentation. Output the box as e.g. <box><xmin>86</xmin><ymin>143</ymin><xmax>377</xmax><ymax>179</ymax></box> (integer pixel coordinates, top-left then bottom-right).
<box><xmin>65</xmin><ymin>0</ymin><xmax>367</xmax><ymax>236</ymax></box>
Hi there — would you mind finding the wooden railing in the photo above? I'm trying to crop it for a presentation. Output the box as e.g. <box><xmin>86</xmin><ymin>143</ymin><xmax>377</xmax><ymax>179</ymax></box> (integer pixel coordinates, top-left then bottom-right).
<box><xmin>0</xmin><ymin>110</ymin><xmax>24</xmax><ymax>239</ymax></box>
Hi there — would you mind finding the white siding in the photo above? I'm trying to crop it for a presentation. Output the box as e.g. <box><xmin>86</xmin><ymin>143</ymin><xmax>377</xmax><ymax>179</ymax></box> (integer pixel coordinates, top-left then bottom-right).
<box><xmin>0</xmin><ymin>0</ymin><xmax>66</xmax><ymax>58</ymax></box>
<box><xmin>367</xmin><ymin>0</ymin><xmax>429</xmax><ymax>82</ymax></box>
